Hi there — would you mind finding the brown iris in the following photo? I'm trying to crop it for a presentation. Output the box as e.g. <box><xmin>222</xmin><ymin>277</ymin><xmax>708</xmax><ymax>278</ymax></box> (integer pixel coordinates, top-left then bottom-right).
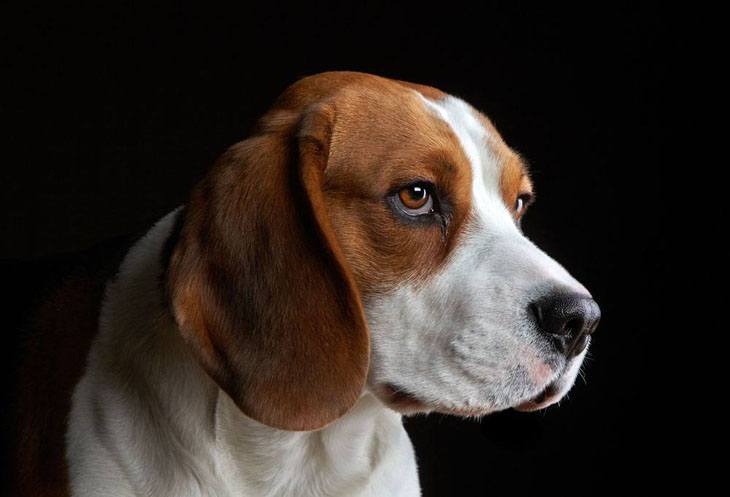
<box><xmin>391</xmin><ymin>182</ymin><xmax>437</xmax><ymax>219</ymax></box>
<box><xmin>398</xmin><ymin>185</ymin><xmax>430</xmax><ymax>210</ymax></box>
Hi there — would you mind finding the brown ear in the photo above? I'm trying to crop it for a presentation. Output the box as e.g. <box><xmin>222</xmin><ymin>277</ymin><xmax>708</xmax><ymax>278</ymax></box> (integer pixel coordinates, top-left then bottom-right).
<box><xmin>167</xmin><ymin>102</ymin><xmax>370</xmax><ymax>431</ymax></box>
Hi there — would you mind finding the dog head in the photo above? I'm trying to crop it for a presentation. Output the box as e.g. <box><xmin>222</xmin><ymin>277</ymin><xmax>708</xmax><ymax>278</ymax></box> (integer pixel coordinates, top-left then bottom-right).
<box><xmin>167</xmin><ymin>72</ymin><xmax>600</xmax><ymax>430</ymax></box>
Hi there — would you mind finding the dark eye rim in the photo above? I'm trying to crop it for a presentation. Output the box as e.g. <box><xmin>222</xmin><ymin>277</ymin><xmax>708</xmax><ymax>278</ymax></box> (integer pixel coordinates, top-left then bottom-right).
<box><xmin>386</xmin><ymin>180</ymin><xmax>450</xmax><ymax>228</ymax></box>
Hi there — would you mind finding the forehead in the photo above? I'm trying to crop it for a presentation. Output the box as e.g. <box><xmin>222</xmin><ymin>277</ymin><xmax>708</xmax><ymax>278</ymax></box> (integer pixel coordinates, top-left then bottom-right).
<box><xmin>326</xmin><ymin>80</ymin><xmax>529</xmax><ymax>208</ymax></box>
<box><xmin>416</xmin><ymin>94</ymin><xmax>530</xmax><ymax>211</ymax></box>
<box><xmin>325</xmin><ymin>84</ymin><xmax>469</xmax><ymax>194</ymax></box>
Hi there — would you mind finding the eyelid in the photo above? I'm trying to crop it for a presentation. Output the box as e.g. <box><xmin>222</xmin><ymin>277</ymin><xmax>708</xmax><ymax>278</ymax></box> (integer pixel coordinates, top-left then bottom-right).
<box><xmin>388</xmin><ymin>178</ymin><xmax>437</xmax><ymax>196</ymax></box>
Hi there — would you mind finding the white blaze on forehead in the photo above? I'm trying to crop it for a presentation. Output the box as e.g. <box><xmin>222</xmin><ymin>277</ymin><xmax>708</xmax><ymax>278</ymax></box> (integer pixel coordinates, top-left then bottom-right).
<box><xmin>416</xmin><ymin>94</ymin><xmax>516</xmax><ymax>230</ymax></box>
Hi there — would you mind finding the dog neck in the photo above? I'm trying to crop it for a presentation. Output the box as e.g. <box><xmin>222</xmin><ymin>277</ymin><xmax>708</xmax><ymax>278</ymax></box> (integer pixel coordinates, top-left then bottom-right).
<box><xmin>67</xmin><ymin>210</ymin><xmax>418</xmax><ymax>497</ymax></box>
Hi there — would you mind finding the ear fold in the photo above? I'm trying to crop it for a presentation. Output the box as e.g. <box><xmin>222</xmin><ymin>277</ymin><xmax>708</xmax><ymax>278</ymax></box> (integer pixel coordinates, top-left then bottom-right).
<box><xmin>167</xmin><ymin>102</ymin><xmax>370</xmax><ymax>431</ymax></box>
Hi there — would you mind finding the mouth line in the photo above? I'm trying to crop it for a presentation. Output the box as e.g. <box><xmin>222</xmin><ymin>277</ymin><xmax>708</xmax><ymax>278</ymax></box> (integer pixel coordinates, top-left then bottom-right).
<box><xmin>379</xmin><ymin>383</ymin><xmax>496</xmax><ymax>417</ymax></box>
<box><xmin>381</xmin><ymin>383</ymin><xmax>429</xmax><ymax>410</ymax></box>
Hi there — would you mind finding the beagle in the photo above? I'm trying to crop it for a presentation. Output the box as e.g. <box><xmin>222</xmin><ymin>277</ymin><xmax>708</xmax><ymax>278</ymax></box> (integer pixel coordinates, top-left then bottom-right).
<box><xmin>12</xmin><ymin>71</ymin><xmax>600</xmax><ymax>497</ymax></box>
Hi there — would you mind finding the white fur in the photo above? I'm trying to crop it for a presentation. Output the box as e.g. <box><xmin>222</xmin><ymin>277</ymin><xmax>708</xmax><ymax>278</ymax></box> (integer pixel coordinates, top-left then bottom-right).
<box><xmin>67</xmin><ymin>211</ymin><xmax>420</xmax><ymax>497</ymax></box>
<box><xmin>365</xmin><ymin>95</ymin><xmax>590</xmax><ymax>414</ymax></box>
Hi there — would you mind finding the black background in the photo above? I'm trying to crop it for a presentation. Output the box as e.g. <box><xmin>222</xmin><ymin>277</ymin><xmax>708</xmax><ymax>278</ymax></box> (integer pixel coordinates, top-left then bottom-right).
<box><xmin>2</xmin><ymin>2</ymin><xmax>666</xmax><ymax>495</ymax></box>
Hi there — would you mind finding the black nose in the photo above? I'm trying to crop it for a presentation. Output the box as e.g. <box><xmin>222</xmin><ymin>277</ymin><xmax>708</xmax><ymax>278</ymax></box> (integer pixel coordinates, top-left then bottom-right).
<box><xmin>530</xmin><ymin>293</ymin><xmax>601</xmax><ymax>359</ymax></box>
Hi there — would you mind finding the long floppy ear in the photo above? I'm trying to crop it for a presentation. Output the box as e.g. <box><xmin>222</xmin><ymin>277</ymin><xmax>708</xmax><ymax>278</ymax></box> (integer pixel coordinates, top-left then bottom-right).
<box><xmin>166</xmin><ymin>102</ymin><xmax>370</xmax><ymax>431</ymax></box>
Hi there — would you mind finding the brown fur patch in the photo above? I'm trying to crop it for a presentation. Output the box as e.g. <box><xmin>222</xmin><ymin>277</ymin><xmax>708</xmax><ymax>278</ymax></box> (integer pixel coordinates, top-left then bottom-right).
<box><xmin>313</xmin><ymin>78</ymin><xmax>474</xmax><ymax>293</ymax></box>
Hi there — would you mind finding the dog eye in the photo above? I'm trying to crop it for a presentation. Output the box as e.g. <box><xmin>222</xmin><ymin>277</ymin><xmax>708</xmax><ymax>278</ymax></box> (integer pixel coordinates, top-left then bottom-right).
<box><xmin>515</xmin><ymin>197</ymin><xmax>525</xmax><ymax>213</ymax></box>
<box><xmin>515</xmin><ymin>193</ymin><xmax>533</xmax><ymax>217</ymax></box>
<box><xmin>396</xmin><ymin>183</ymin><xmax>434</xmax><ymax>215</ymax></box>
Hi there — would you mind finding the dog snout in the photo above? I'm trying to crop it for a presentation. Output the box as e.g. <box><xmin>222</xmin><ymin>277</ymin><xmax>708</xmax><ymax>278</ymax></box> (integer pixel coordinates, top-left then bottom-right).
<box><xmin>529</xmin><ymin>292</ymin><xmax>601</xmax><ymax>359</ymax></box>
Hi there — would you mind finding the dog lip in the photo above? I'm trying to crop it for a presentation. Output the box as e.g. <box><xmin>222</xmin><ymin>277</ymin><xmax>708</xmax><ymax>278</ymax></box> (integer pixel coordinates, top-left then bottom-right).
<box><xmin>514</xmin><ymin>382</ymin><xmax>561</xmax><ymax>412</ymax></box>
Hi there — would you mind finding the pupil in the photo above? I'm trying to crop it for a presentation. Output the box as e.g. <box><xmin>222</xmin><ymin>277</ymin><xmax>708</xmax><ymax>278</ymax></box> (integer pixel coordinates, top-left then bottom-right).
<box><xmin>411</xmin><ymin>186</ymin><xmax>425</xmax><ymax>200</ymax></box>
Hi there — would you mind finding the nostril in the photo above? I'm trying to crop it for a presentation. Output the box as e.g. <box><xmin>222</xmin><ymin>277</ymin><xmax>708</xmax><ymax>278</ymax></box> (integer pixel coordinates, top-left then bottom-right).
<box><xmin>563</xmin><ymin>317</ymin><xmax>583</xmax><ymax>337</ymax></box>
<box><xmin>529</xmin><ymin>302</ymin><xmax>543</xmax><ymax>325</ymax></box>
